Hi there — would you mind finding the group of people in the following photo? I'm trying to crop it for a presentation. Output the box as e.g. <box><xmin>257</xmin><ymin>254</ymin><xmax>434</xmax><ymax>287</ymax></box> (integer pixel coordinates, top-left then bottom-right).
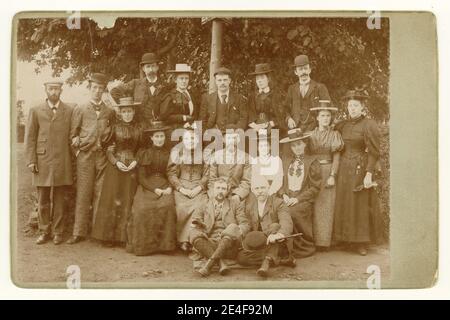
<box><xmin>25</xmin><ymin>52</ymin><xmax>382</xmax><ymax>278</ymax></box>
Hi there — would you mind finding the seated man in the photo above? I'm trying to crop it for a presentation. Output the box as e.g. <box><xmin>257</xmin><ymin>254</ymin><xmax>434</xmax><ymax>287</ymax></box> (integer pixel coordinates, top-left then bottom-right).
<box><xmin>237</xmin><ymin>177</ymin><xmax>294</xmax><ymax>278</ymax></box>
<box><xmin>189</xmin><ymin>178</ymin><xmax>250</xmax><ymax>277</ymax></box>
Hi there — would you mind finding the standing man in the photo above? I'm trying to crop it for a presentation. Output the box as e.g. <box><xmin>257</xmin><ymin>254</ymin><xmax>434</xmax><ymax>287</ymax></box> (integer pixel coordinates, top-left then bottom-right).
<box><xmin>110</xmin><ymin>52</ymin><xmax>166</xmax><ymax>126</ymax></box>
<box><xmin>199</xmin><ymin>67</ymin><xmax>248</xmax><ymax>132</ymax></box>
<box><xmin>25</xmin><ymin>79</ymin><xmax>74</xmax><ymax>245</ymax></box>
<box><xmin>189</xmin><ymin>178</ymin><xmax>250</xmax><ymax>277</ymax></box>
<box><xmin>67</xmin><ymin>73</ymin><xmax>116</xmax><ymax>244</ymax></box>
<box><xmin>284</xmin><ymin>55</ymin><xmax>331</xmax><ymax>132</ymax></box>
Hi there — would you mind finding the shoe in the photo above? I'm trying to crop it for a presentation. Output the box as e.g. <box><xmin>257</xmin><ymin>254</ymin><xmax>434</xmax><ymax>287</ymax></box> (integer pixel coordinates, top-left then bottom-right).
<box><xmin>36</xmin><ymin>234</ymin><xmax>50</xmax><ymax>245</ymax></box>
<box><xmin>53</xmin><ymin>235</ymin><xmax>64</xmax><ymax>245</ymax></box>
<box><xmin>218</xmin><ymin>260</ymin><xmax>230</xmax><ymax>276</ymax></box>
<box><xmin>356</xmin><ymin>244</ymin><xmax>368</xmax><ymax>256</ymax></box>
<box><xmin>280</xmin><ymin>256</ymin><xmax>296</xmax><ymax>268</ymax></box>
<box><xmin>180</xmin><ymin>242</ymin><xmax>191</xmax><ymax>252</ymax></box>
<box><xmin>196</xmin><ymin>258</ymin><xmax>217</xmax><ymax>277</ymax></box>
<box><xmin>257</xmin><ymin>258</ymin><xmax>271</xmax><ymax>278</ymax></box>
<box><xmin>66</xmin><ymin>236</ymin><xmax>85</xmax><ymax>245</ymax></box>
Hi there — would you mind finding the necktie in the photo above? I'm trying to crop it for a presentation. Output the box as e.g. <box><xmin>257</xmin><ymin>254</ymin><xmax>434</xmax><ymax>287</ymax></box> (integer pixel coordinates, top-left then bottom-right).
<box><xmin>51</xmin><ymin>107</ymin><xmax>57</xmax><ymax>114</ymax></box>
<box><xmin>221</xmin><ymin>95</ymin><xmax>227</xmax><ymax>104</ymax></box>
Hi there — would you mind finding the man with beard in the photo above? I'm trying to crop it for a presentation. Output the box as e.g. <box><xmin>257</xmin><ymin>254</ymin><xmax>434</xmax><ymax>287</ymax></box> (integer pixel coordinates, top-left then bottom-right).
<box><xmin>284</xmin><ymin>55</ymin><xmax>331</xmax><ymax>132</ymax></box>
<box><xmin>237</xmin><ymin>177</ymin><xmax>294</xmax><ymax>277</ymax></box>
<box><xmin>25</xmin><ymin>79</ymin><xmax>74</xmax><ymax>245</ymax></box>
<box><xmin>199</xmin><ymin>67</ymin><xmax>248</xmax><ymax>131</ymax></box>
<box><xmin>110</xmin><ymin>53</ymin><xmax>167</xmax><ymax>126</ymax></box>
<box><xmin>67</xmin><ymin>73</ymin><xmax>116</xmax><ymax>244</ymax></box>
<box><xmin>189</xmin><ymin>178</ymin><xmax>250</xmax><ymax>277</ymax></box>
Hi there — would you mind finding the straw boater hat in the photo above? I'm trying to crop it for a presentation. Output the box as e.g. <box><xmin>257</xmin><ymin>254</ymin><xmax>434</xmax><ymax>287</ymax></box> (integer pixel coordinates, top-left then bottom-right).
<box><xmin>340</xmin><ymin>89</ymin><xmax>370</xmax><ymax>102</ymax></box>
<box><xmin>291</xmin><ymin>54</ymin><xmax>310</xmax><ymax>67</ymax></box>
<box><xmin>144</xmin><ymin>120</ymin><xmax>171</xmax><ymax>133</ymax></box>
<box><xmin>279</xmin><ymin>128</ymin><xmax>311</xmax><ymax>144</ymax></box>
<box><xmin>249</xmin><ymin>63</ymin><xmax>273</xmax><ymax>76</ymax></box>
<box><xmin>140</xmin><ymin>52</ymin><xmax>159</xmax><ymax>66</ymax></box>
<box><xmin>167</xmin><ymin>64</ymin><xmax>193</xmax><ymax>74</ymax></box>
<box><xmin>43</xmin><ymin>78</ymin><xmax>63</xmax><ymax>87</ymax></box>
<box><xmin>117</xmin><ymin>97</ymin><xmax>141</xmax><ymax>108</ymax></box>
<box><xmin>310</xmin><ymin>100</ymin><xmax>338</xmax><ymax>112</ymax></box>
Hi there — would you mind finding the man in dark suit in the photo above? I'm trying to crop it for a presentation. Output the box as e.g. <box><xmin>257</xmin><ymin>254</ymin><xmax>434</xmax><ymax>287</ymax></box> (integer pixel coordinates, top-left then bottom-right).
<box><xmin>67</xmin><ymin>73</ymin><xmax>116</xmax><ymax>244</ymax></box>
<box><xmin>110</xmin><ymin>52</ymin><xmax>167</xmax><ymax>126</ymax></box>
<box><xmin>284</xmin><ymin>55</ymin><xmax>331</xmax><ymax>132</ymax></box>
<box><xmin>199</xmin><ymin>67</ymin><xmax>248</xmax><ymax>132</ymax></box>
<box><xmin>25</xmin><ymin>79</ymin><xmax>74</xmax><ymax>245</ymax></box>
<box><xmin>189</xmin><ymin>178</ymin><xmax>250</xmax><ymax>277</ymax></box>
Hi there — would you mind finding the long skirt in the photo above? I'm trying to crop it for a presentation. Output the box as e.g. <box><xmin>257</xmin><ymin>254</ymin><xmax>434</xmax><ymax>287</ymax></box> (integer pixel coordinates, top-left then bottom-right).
<box><xmin>91</xmin><ymin>163</ymin><xmax>137</xmax><ymax>242</ymax></box>
<box><xmin>288</xmin><ymin>201</ymin><xmax>316</xmax><ymax>258</ymax></box>
<box><xmin>126</xmin><ymin>186</ymin><xmax>177</xmax><ymax>255</ymax></box>
<box><xmin>333</xmin><ymin>154</ymin><xmax>382</xmax><ymax>243</ymax></box>
<box><xmin>174</xmin><ymin>180</ymin><xmax>208</xmax><ymax>243</ymax></box>
<box><xmin>312</xmin><ymin>163</ymin><xmax>336</xmax><ymax>247</ymax></box>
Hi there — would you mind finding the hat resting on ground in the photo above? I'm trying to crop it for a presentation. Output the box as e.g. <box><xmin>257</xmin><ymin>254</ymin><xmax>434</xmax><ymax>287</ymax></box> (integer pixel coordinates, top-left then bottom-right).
<box><xmin>242</xmin><ymin>231</ymin><xmax>267</xmax><ymax>251</ymax></box>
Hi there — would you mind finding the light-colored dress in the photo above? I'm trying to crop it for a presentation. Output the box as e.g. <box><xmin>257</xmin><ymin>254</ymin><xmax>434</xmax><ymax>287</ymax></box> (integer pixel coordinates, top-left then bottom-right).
<box><xmin>309</xmin><ymin>126</ymin><xmax>344</xmax><ymax>247</ymax></box>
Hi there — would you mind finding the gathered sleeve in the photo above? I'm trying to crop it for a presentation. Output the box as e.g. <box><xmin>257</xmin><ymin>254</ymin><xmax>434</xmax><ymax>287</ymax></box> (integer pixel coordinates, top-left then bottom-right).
<box><xmin>363</xmin><ymin>119</ymin><xmax>381</xmax><ymax>173</ymax></box>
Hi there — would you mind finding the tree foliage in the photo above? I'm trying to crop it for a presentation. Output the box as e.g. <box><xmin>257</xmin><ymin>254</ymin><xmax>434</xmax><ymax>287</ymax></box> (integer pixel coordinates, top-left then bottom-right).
<box><xmin>17</xmin><ymin>17</ymin><xmax>389</xmax><ymax>120</ymax></box>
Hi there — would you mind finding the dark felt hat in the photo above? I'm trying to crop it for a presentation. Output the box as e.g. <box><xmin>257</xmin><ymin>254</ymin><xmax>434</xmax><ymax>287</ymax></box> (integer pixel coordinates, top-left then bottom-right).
<box><xmin>341</xmin><ymin>89</ymin><xmax>370</xmax><ymax>102</ymax></box>
<box><xmin>88</xmin><ymin>73</ymin><xmax>108</xmax><ymax>86</ymax></box>
<box><xmin>249</xmin><ymin>63</ymin><xmax>273</xmax><ymax>76</ymax></box>
<box><xmin>144</xmin><ymin>120</ymin><xmax>171</xmax><ymax>133</ymax></box>
<box><xmin>279</xmin><ymin>128</ymin><xmax>311</xmax><ymax>144</ymax></box>
<box><xmin>140</xmin><ymin>52</ymin><xmax>159</xmax><ymax>66</ymax></box>
<box><xmin>242</xmin><ymin>231</ymin><xmax>267</xmax><ymax>251</ymax></box>
<box><xmin>213</xmin><ymin>66</ymin><xmax>232</xmax><ymax>77</ymax></box>
<box><xmin>292</xmin><ymin>54</ymin><xmax>310</xmax><ymax>67</ymax></box>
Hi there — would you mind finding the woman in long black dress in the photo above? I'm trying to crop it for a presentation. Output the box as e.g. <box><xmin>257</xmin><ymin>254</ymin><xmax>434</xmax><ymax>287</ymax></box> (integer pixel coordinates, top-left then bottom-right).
<box><xmin>333</xmin><ymin>90</ymin><xmax>382</xmax><ymax>256</ymax></box>
<box><xmin>126</xmin><ymin>121</ymin><xmax>177</xmax><ymax>256</ymax></box>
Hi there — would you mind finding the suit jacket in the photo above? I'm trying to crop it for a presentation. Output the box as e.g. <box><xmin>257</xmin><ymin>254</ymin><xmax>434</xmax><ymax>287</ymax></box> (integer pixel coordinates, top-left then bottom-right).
<box><xmin>245</xmin><ymin>194</ymin><xmax>293</xmax><ymax>237</ymax></box>
<box><xmin>284</xmin><ymin>79</ymin><xmax>330</xmax><ymax>131</ymax></box>
<box><xmin>110</xmin><ymin>78</ymin><xmax>167</xmax><ymax>123</ymax></box>
<box><xmin>191</xmin><ymin>197</ymin><xmax>250</xmax><ymax>237</ymax></box>
<box><xmin>159</xmin><ymin>88</ymin><xmax>199</xmax><ymax>128</ymax></box>
<box><xmin>70</xmin><ymin>102</ymin><xmax>116</xmax><ymax>153</ymax></box>
<box><xmin>199</xmin><ymin>90</ymin><xmax>248</xmax><ymax>130</ymax></box>
<box><xmin>279</xmin><ymin>154</ymin><xmax>322</xmax><ymax>206</ymax></box>
<box><xmin>25</xmin><ymin>101</ymin><xmax>74</xmax><ymax>186</ymax></box>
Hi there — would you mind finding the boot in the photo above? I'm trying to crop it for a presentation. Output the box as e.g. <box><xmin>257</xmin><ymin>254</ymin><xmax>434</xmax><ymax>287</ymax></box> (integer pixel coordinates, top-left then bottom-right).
<box><xmin>219</xmin><ymin>260</ymin><xmax>230</xmax><ymax>276</ymax></box>
<box><xmin>257</xmin><ymin>257</ymin><xmax>271</xmax><ymax>278</ymax></box>
<box><xmin>36</xmin><ymin>233</ymin><xmax>50</xmax><ymax>245</ymax></box>
<box><xmin>197</xmin><ymin>258</ymin><xmax>217</xmax><ymax>277</ymax></box>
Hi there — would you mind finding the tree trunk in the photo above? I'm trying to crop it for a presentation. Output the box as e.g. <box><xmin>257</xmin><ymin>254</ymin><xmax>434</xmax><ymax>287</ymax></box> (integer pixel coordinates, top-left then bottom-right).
<box><xmin>209</xmin><ymin>20</ymin><xmax>223</xmax><ymax>93</ymax></box>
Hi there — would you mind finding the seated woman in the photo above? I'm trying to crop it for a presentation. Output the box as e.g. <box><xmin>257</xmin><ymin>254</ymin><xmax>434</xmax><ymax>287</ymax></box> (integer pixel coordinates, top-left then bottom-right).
<box><xmin>279</xmin><ymin>128</ymin><xmax>322</xmax><ymax>258</ymax></box>
<box><xmin>91</xmin><ymin>97</ymin><xmax>141</xmax><ymax>247</ymax></box>
<box><xmin>126</xmin><ymin>121</ymin><xmax>177</xmax><ymax>256</ymax></box>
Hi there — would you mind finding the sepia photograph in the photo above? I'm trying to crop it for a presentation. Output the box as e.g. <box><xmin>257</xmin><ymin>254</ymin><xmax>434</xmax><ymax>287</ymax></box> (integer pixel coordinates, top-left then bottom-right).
<box><xmin>10</xmin><ymin>11</ymin><xmax>415</xmax><ymax>289</ymax></box>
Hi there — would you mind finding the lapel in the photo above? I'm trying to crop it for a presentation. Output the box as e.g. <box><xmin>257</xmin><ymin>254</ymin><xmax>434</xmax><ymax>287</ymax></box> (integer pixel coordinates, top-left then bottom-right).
<box><xmin>40</xmin><ymin>101</ymin><xmax>54</xmax><ymax>120</ymax></box>
<box><xmin>206</xmin><ymin>200</ymin><xmax>215</xmax><ymax>231</ymax></box>
<box><xmin>53</xmin><ymin>101</ymin><xmax>67</xmax><ymax>121</ymax></box>
<box><xmin>221</xmin><ymin>198</ymin><xmax>231</xmax><ymax>222</ymax></box>
<box><xmin>304</xmin><ymin>79</ymin><xmax>317</xmax><ymax>99</ymax></box>
<box><xmin>292</xmin><ymin>82</ymin><xmax>301</xmax><ymax>104</ymax></box>
<box><xmin>261</xmin><ymin>196</ymin><xmax>272</xmax><ymax>219</ymax></box>
<box><xmin>208</xmin><ymin>92</ymin><xmax>218</xmax><ymax>123</ymax></box>
<box><xmin>228</xmin><ymin>91</ymin><xmax>236</xmax><ymax>112</ymax></box>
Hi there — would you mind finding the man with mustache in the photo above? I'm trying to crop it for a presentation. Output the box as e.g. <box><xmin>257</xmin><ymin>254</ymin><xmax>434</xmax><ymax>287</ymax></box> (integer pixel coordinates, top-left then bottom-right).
<box><xmin>237</xmin><ymin>177</ymin><xmax>294</xmax><ymax>277</ymax></box>
<box><xmin>110</xmin><ymin>53</ymin><xmax>167</xmax><ymax>127</ymax></box>
<box><xmin>199</xmin><ymin>67</ymin><xmax>248</xmax><ymax>131</ymax></box>
<box><xmin>189</xmin><ymin>178</ymin><xmax>250</xmax><ymax>277</ymax></box>
<box><xmin>25</xmin><ymin>79</ymin><xmax>74</xmax><ymax>245</ymax></box>
<box><xmin>284</xmin><ymin>55</ymin><xmax>331</xmax><ymax>132</ymax></box>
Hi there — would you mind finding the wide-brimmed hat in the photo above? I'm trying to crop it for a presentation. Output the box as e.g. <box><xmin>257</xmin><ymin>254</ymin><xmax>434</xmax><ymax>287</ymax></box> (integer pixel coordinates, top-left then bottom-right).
<box><xmin>249</xmin><ymin>63</ymin><xmax>273</xmax><ymax>76</ymax></box>
<box><xmin>43</xmin><ymin>78</ymin><xmax>63</xmax><ymax>87</ymax></box>
<box><xmin>310</xmin><ymin>100</ymin><xmax>338</xmax><ymax>112</ymax></box>
<box><xmin>279</xmin><ymin>128</ymin><xmax>311</xmax><ymax>144</ymax></box>
<box><xmin>291</xmin><ymin>54</ymin><xmax>310</xmax><ymax>67</ymax></box>
<box><xmin>242</xmin><ymin>231</ymin><xmax>267</xmax><ymax>251</ymax></box>
<box><xmin>117</xmin><ymin>97</ymin><xmax>141</xmax><ymax>108</ymax></box>
<box><xmin>341</xmin><ymin>89</ymin><xmax>370</xmax><ymax>102</ymax></box>
<box><xmin>140</xmin><ymin>52</ymin><xmax>159</xmax><ymax>66</ymax></box>
<box><xmin>144</xmin><ymin>120</ymin><xmax>171</xmax><ymax>133</ymax></box>
<box><xmin>213</xmin><ymin>66</ymin><xmax>232</xmax><ymax>77</ymax></box>
<box><xmin>167</xmin><ymin>63</ymin><xmax>193</xmax><ymax>74</ymax></box>
<box><xmin>88</xmin><ymin>73</ymin><xmax>108</xmax><ymax>86</ymax></box>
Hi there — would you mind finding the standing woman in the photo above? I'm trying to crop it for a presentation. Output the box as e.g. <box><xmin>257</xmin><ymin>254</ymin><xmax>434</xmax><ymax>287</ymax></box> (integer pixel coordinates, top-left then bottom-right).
<box><xmin>309</xmin><ymin>100</ymin><xmax>344</xmax><ymax>250</ymax></box>
<box><xmin>167</xmin><ymin>127</ymin><xmax>209</xmax><ymax>252</ymax></box>
<box><xmin>333</xmin><ymin>90</ymin><xmax>381</xmax><ymax>256</ymax></box>
<box><xmin>126</xmin><ymin>121</ymin><xmax>177</xmax><ymax>256</ymax></box>
<box><xmin>91</xmin><ymin>97</ymin><xmax>142</xmax><ymax>247</ymax></box>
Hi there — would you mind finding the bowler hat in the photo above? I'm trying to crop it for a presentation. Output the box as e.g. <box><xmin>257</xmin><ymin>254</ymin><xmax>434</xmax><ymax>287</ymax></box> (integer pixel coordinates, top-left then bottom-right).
<box><xmin>291</xmin><ymin>54</ymin><xmax>310</xmax><ymax>67</ymax></box>
<box><xmin>249</xmin><ymin>63</ymin><xmax>273</xmax><ymax>76</ymax></box>
<box><xmin>310</xmin><ymin>100</ymin><xmax>338</xmax><ymax>112</ymax></box>
<box><xmin>117</xmin><ymin>97</ymin><xmax>141</xmax><ymax>108</ymax></box>
<box><xmin>242</xmin><ymin>231</ymin><xmax>267</xmax><ymax>251</ymax></box>
<box><xmin>213</xmin><ymin>67</ymin><xmax>232</xmax><ymax>77</ymax></box>
<box><xmin>341</xmin><ymin>89</ymin><xmax>370</xmax><ymax>102</ymax></box>
<box><xmin>279</xmin><ymin>128</ymin><xmax>311</xmax><ymax>144</ymax></box>
<box><xmin>167</xmin><ymin>63</ymin><xmax>193</xmax><ymax>74</ymax></box>
<box><xmin>144</xmin><ymin>120</ymin><xmax>171</xmax><ymax>133</ymax></box>
<box><xmin>140</xmin><ymin>52</ymin><xmax>159</xmax><ymax>66</ymax></box>
<box><xmin>88</xmin><ymin>73</ymin><xmax>108</xmax><ymax>86</ymax></box>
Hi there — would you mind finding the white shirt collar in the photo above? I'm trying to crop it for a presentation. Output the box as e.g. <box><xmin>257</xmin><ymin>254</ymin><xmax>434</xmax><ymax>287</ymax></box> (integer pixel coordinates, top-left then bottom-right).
<box><xmin>299</xmin><ymin>77</ymin><xmax>311</xmax><ymax>87</ymax></box>
<box><xmin>146</xmin><ymin>76</ymin><xmax>158</xmax><ymax>85</ymax></box>
<box><xmin>90</xmin><ymin>100</ymin><xmax>103</xmax><ymax>107</ymax></box>
<box><xmin>218</xmin><ymin>90</ymin><xmax>230</xmax><ymax>101</ymax></box>
<box><xmin>47</xmin><ymin>99</ymin><xmax>60</xmax><ymax>110</ymax></box>
<box><xmin>258</xmin><ymin>87</ymin><xmax>270</xmax><ymax>94</ymax></box>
